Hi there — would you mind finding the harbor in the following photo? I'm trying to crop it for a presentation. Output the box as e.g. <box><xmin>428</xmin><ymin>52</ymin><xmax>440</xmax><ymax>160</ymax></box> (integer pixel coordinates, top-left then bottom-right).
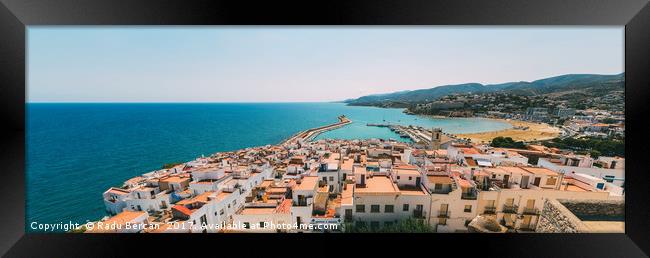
<box><xmin>366</xmin><ymin>123</ymin><xmax>458</xmax><ymax>146</ymax></box>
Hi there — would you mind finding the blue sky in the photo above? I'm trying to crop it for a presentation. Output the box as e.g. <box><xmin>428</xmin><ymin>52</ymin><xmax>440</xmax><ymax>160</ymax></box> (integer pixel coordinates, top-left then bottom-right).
<box><xmin>27</xmin><ymin>26</ymin><xmax>623</xmax><ymax>102</ymax></box>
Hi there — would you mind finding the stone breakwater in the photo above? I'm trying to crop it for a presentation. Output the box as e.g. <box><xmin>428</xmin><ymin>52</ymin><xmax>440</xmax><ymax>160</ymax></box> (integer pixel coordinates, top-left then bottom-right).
<box><xmin>280</xmin><ymin>115</ymin><xmax>351</xmax><ymax>145</ymax></box>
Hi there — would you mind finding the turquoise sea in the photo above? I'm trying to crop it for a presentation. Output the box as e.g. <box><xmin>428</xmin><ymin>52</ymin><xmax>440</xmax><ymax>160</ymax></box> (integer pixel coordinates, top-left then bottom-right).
<box><xmin>26</xmin><ymin>102</ymin><xmax>510</xmax><ymax>232</ymax></box>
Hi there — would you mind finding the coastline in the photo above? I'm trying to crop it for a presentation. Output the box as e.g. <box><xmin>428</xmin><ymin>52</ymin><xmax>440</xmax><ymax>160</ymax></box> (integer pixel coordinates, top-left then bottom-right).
<box><xmin>27</xmin><ymin>103</ymin><xmax>544</xmax><ymax>230</ymax></box>
<box><xmin>453</xmin><ymin>118</ymin><xmax>561</xmax><ymax>144</ymax></box>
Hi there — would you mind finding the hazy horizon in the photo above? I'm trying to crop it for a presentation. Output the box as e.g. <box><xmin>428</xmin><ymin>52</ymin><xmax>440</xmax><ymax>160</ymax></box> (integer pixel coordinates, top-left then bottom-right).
<box><xmin>28</xmin><ymin>27</ymin><xmax>624</xmax><ymax>102</ymax></box>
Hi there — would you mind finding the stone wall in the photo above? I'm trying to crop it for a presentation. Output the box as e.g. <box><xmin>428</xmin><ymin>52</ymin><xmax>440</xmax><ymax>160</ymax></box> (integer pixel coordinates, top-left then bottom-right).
<box><xmin>559</xmin><ymin>199</ymin><xmax>624</xmax><ymax>219</ymax></box>
<box><xmin>535</xmin><ymin>199</ymin><xmax>624</xmax><ymax>233</ymax></box>
<box><xmin>536</xmin><ymin>199</ymin><xmax>586</xmax><ymax>233</ymax></box>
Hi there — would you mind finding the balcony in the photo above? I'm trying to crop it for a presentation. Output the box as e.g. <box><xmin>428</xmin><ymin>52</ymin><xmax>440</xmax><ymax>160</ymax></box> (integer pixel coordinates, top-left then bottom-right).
<box><xmin>293</xmin><ymin>197</ymin><xmax>313</xmax><ymax>207</ymax></box>
<box><xmin>483</xmin><ymin>206</ymin><xmax>496</xmax><ymax>215</ymax></box>
<box><xmin>461</xmin><ymin>191</ymin><xmax>478</xmax><ymax>200</ymax></box>
<box><xmin>430</xmin><ymin>188</ymin><xmax>452</xmax><ymax>194</ymax></box>
<box><xmin>502</xmin><ymin>205</ymin><xmax>518</xmax><ymax>214</ymax></box>
<box><xmin>523</xmin><ymin>207</ymin><xmax>539</xmax><ymax>215</ymax></box>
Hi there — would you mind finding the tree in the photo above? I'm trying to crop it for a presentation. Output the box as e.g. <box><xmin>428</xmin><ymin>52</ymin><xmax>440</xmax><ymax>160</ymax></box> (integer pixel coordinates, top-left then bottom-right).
<box><xmin>589</xmin><ymin>150</ymin><xmax>601</xmax><ymax>159</ymax></box>
<box><xmin>490</xmin><ymin>136</ymin><xmax>526</xmax><ymax>149</ymax></box>
<box><xmin>344</xmin><ymin>218</ymin><xmax>435</xmax><ymax>233</ymax></box>
<box><xmin>541</xmin><ymin>137</ymin><xmax>624</xmax><ymax>157</ymax></box>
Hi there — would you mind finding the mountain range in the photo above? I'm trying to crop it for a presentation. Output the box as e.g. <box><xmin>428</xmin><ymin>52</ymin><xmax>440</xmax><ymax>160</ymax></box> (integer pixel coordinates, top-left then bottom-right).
<box><xmin>344</xmin><ymin>73</ymin><xmax>624</xmax><ymax>106</ymax></box>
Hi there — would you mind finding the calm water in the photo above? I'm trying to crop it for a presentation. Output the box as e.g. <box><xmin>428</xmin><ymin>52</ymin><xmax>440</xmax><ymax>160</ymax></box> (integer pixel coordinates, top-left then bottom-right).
<box><xmin>26</xmin><ymin>102</ymin><xmax>509</xmax><ymax>231</ymax></box>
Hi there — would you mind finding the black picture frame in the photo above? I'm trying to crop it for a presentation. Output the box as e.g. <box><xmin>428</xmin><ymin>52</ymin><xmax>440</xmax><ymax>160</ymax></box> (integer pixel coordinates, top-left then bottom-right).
<box><xmin>1</xmin><ymin>0</ymin><xmax>649</xmax><ymax>256</ymax></box>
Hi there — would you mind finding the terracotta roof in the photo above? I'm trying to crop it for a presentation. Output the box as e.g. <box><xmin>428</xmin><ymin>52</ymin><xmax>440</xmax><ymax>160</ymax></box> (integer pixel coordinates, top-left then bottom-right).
<box><xmin>275</xmin><ymin>199</ymin><xmax>292</xmax><ymax>214</ymax></box>
<box><xmin>161</xmin><ymin>175</ymin><xmax>190</xmax><ymax>183</ymax></box>
<box><xmin>239</xmin><ymin>207</ymin><xmax>276</xmax><ymax>215</ymax></box>
<box><xmin>520</xmin><ymin>167</ymin><xmax>559</xmax><ymax>176</ymax></box>
<box><xmin>456</xmin><ymin>177</ymin><xmax>473</xmax><ymax>188</ymax></box>
<box><xmin>427</xmin><ymin>175</ymin><xmax>453</xmax><ymax>184</ymax></box>
<box><xmin>87</xmin><ymin>210</ymin><xmax>148</xmax><ymax>233</ymax></box>
<box><xmin>293</xmin><ymin>176</ymin><xmax>319</xmax><ymax>191</ymax></box>
<box><xmin>500</xmin><ymin>166</ymin><xmax>532</xmax><ymax>175</ymax></box>
<box><xmin>460</xmin><ymin>148</ymin><xmax>481</xmax><ymax>155</ymax></box>
<box><xmin>465</xmin><ymin>157</ymin><xmax>478</xmax><ymax>166</ymax></box>
<box><xmin>172</xmin><ymin>205</ymin><xmax>193</xmax><ymax>216</ymax></box>
<box><xmin>104</xmin><ymin>210</ymin><xmax>146</xmax><ymax>225</ymax></box>
<box><xmin>355</xmin><ymin>176</ymin><xmax>398</xmax><ymax>194</ymax></box>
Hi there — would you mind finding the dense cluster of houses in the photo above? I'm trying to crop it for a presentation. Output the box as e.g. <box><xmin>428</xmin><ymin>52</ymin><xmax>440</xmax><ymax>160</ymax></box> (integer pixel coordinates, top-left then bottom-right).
<box><xmin>91</xmin><ymin>132</ymin><xmax>624</xmax><ymax>233</ymax></box>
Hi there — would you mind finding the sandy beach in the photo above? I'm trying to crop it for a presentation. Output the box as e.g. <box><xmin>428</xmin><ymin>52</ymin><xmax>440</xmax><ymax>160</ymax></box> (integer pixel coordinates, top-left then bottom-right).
<box><xmin>454</xmin><ymin>118</ymin><xmax>561</xmax><ymax>144</ymax></box>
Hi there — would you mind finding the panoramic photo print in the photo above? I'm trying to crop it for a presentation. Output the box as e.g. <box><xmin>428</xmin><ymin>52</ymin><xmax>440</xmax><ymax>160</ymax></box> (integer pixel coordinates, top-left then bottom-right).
<box><xmin>26</xmin><ymin>27</ymin><xmax>625</xmax><ymax>233</ymax></box>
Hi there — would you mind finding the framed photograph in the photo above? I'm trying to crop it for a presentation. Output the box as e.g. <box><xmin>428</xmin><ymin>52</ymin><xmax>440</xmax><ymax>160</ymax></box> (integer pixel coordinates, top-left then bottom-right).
<box><xmin>1</xmin><ymin>0</ymin><xmax>649</xmax><ymax>256</ymax></box>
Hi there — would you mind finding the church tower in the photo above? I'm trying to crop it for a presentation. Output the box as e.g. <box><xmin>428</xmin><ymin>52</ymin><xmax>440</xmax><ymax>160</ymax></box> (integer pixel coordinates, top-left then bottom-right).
<box><xmin>431</xmin><ymin>128</ymin><xmax>442</xmax><ymax>150</ymax></box>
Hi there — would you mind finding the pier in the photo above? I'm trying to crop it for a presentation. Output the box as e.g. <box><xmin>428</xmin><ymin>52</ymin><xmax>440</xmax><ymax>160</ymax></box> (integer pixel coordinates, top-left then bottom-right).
<box><xmin>366</xmin><ymin>123</ymin><xmax>458</xmax><ymax>145</ymax></box>
<box><xmin>281</xmin><ymin>115</ymin><xmax>351</xmax><ymax>145</ymax></box>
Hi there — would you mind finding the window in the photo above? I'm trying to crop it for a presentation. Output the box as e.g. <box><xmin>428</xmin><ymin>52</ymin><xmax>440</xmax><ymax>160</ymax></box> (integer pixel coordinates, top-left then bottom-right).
<box><xmin>371</xmin><ymin>205</ymin><xmax>380</xmax><ymax>213</ymax></box>
<box><xmin>355</xmin><ymin>221</ymin><xmax>366</xmax><ymax>228</ymax></box>
<box><xmin>408</xmin><ymin>176</ymin><xmax>412</xmax><ymax>180</ymax></box>
<box><xmin>200</xmin><ymin>215</ymin><xmax>207</xmax><ymax>226</ymax></box>
<box><xmin>329</xmin><ymin>176</ymin><xmax>334</xmax><ymax>181</ymax></box>
<box><xmin>464</xmin><ymin>205</ymin><xmax>472</xmax><ymax>213</ymax></box>
<box><xmin>243</xmin><ymin>222</ymin><xmax>250</xmax><ymax>229</ymax></box>
<box><xmin>546</xmin><ymin>177</ymin><xmax>557</xmax><ymax>185</ymax></box>
<box><xmin>492</xmin><ymin>174</ymin><xmax>496</xmax><ymax>179</ymax></box>
<box><xmin>228</xmin><ymin>204</ymin><xmax>231</xmax><ymax>209</ymax></box>
<box><xmin>220</xmin><ymin>209</ymin><xmax>224</xmax><ymax>215</ymax></box>
<box><xmin>356</xmin><ymin>205</ymin><xmax>365</xmax><ymax>213</ymax></box>
<box><xmin>434</xmin><ymin>184</ymin><xmax>442</xmax><ymax>190</ymax></box>
<box><xmin>403</xmin><ymin>204</ymin><xmax>409</xmax><ymax>211</ymax></box>
<box><xmin>384</xmin><ymin>221</ymin><xmax>393</xmax><ymax>227</ymax></box>
<box><xmin>385</xmin><ymin>205</ymin><xmax>394</xmax><ymax>213</ymax></box>
<box><xmin>322</xmin><ymin>177</ymin><xmax>327</xmax><ymax>182</ymax></box>
<box><xmin>397</xmin><ymin>176</ymin><xmax>401</xmax><ymax>180</ymax></box>
<box><xmin>370</xmin><ymin>221</ymin><xmax>380</xmax><ymax>230</ymax></box>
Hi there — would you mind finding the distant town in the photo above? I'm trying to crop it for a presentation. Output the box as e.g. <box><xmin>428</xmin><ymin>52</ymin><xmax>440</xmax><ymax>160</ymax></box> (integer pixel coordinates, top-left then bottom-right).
<box><xmin>84</xmin><ymin>93</ymin><xmax>625</xmax><ymax>233</ymax></box>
